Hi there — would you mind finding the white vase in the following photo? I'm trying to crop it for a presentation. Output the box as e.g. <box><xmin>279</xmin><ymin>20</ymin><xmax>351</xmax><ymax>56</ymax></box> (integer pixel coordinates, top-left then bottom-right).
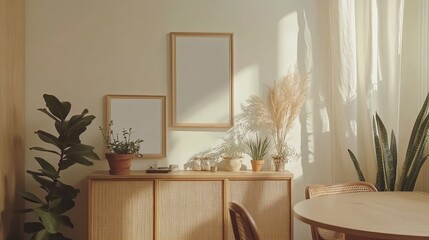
<box><xmin>224</xmin><ymin>157</ymin><xmax>242</xmax><ymax>172</ymax></box>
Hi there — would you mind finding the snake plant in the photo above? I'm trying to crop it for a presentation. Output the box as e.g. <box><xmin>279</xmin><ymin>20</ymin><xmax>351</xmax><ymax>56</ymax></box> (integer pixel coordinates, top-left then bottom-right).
<box><xmin>348</xmin><ymin>93</ymin><xmax>429</xmax><ymax>191</ymax></box>
<box><xmin>15</xmin><ymin>94</ymin><xmax>100</xmax><ymax>240</ymax></box>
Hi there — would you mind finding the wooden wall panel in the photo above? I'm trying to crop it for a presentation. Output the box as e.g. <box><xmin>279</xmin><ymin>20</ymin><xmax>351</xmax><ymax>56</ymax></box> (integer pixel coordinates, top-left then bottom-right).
<box><xmin>0</xmin><ymin>0</ymin><xmax>25</xmax><ymax>239</ymax></box>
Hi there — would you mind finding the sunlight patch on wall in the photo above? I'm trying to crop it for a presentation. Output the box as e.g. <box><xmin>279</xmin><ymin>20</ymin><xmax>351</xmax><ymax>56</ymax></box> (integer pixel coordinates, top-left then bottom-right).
<box><xmin>277</xmin><ymin>11</ymin><xmax>298</xmax><ymax>76</ymax></box>
<box><xmin>234</xmin><ymin>64</ymin><xmax>261</xmax><ymax>101</ymax></box>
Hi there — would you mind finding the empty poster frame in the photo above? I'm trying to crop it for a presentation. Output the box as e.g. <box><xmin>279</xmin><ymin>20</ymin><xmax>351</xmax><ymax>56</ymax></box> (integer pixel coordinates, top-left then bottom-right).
<box><xmin>170</xmin><ymin>32</ymin><xmax>233</xmax><ymax>128</ymax></box>
<box><xmin>104</xmin><ymin>95</ymin><xmax>166</xmax><ymax>159</ymax></box>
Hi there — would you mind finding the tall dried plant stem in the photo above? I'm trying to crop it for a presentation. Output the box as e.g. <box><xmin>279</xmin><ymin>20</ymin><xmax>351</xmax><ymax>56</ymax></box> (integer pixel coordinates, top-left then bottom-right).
<box><xmin>268</xmin><ymin>71</ymin><xmax>308</xmax><ymax>156</ymax></box>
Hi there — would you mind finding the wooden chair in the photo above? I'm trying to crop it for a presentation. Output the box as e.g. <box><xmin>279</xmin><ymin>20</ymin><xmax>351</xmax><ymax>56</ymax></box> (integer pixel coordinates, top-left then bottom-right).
<box><xmin>305</xmin><ymin>182</ymin><xmax>378</xmax><ymax>240</ymax></box>
<box><xmin>228</xmin><ymin>202</ymin><xmax>261</xmax><ymax>240</ymax></box>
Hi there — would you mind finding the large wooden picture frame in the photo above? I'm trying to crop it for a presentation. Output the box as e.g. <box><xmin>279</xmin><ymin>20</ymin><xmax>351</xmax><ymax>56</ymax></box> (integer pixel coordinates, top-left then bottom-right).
<box><xmin>104</xmin><ymin>95</ymin><xmax>166</xmax><ymax>159</ymax></box>
<box><xmin>170</xmin><ymin>32</ymin><xmax>233</xmax><ymax>128</ymax></box>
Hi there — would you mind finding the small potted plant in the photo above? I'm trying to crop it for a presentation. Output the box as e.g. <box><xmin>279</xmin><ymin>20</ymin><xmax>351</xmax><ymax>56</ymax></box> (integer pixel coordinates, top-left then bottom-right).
<box><xmin>100</xmin><ymin>120</ymin><xmax>143</xmax><ymax>175</ymax></box>
<box><xmin>245</xmin><ymin>134</ymin><xmax>270</xmax><ymax>172</ymax></box>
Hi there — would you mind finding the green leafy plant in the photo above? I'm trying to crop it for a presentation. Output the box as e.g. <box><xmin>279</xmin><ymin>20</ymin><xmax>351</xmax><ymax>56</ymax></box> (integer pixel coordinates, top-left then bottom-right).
<box><xmin>245</xmin><ymin>134</ymin><xmax>271</xmax><ymax>160</ymax></box>
<box><xmin>99</xmin><ymin>120</ymin><xmax>143</xmax><ymax>156</ymax></box>
<box><xmin>348</xmin><ymin>93</ymin><xmax>429</xmax><ymax>191</ymax></box>
<box><xmin>16</xmin><ymin>94</ymin><xmax>100</xmax><ymax>240</ymax></box>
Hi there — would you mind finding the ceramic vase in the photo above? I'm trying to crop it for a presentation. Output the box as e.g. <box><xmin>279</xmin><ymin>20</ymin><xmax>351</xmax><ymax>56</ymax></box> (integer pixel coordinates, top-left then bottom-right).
<box><xmin>224</xmin><ymin>157</ymin><xmax>242</xmax><ymax>172</ymax></box>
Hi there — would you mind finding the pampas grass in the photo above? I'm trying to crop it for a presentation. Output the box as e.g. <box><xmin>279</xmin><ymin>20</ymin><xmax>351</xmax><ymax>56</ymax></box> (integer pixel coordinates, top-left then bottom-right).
<box><xmin>246</xmin><ymin>70</ymin><xmax>309</xmax><ymax>158</ymax></box>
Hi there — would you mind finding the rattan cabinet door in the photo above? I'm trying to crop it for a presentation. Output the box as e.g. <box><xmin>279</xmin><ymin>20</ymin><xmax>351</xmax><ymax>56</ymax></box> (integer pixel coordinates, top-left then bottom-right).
<box><xmin>158</xmin><ymin>180</ymin><xmax>224</xmax><ymax>240</ymax></box>
<box><xmin>228</xmin><ymin>180</ymin><xmax>291</xmax><ymax>240</ymax></box>
<box><xmin>89</xmin><ymin>180</ymin><xmax>154</xmax><ymax>240</ymax></box>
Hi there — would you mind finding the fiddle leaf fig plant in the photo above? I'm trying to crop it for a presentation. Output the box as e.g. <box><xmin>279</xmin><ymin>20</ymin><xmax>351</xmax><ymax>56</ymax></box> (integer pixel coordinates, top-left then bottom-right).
<box><xmin>16</xmin><ymin>94</ymin><xmax>100</xmax><ymax>240</ymax></box>
<box><xmin>348</xmin><ymin>92</ymin><xmax>429</xmax><ymax>191</ymax></box>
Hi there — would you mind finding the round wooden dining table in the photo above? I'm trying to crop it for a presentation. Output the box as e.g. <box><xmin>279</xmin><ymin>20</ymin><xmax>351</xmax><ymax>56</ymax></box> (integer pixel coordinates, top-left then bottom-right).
<box><xmin>293</xmin><ymin>191</ymin><xmax>429</xmax><ymax>240</ymax></box>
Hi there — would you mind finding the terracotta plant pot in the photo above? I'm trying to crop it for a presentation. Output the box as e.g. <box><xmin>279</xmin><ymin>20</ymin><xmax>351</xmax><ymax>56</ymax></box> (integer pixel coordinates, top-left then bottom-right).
<box><xmin>224</xmin><ymin>157</ymin><xmax>242</xmax><ymax>172</ymax></box>
<box><xmin>251</xmin><ymin>160</ymin><xmax>264</xmax><ymax>172</ymax></box>
<box><xmin>105</xmin><ymin>153</ymin><xmax>135</xmax><ymax>175</ymax></box>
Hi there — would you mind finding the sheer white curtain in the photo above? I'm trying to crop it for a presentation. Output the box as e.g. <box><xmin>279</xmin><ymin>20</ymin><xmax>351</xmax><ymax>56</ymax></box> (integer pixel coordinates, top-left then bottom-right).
<box><xmin>329</xmin><ymin>0</ymin><xmax>405</xmax><ymax>183</ymax></box>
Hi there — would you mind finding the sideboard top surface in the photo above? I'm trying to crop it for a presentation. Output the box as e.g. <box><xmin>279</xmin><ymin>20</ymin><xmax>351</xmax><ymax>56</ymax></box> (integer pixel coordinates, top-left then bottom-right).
<box><xmin>88</xmin><ymin>170</ymin><xmax>293</xmax><ymax>180</ymax></box>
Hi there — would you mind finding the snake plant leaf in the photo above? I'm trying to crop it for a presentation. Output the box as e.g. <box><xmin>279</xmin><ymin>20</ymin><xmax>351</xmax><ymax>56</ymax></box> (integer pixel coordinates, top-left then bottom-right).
<box><xmin>400</xmin><ymin>93</ymin><xmax>429</xmax><ymax>188</ymax></box>
<box><xmin>43</xmin><ymin>94</ymin><xmax>71</xmax><ymax>121</ymax></box>
<box><xmin>18</xmin><ymin>191</ymin><xmax>45</xmax><ymax>205</ymax></box>
<box><xmin>375</xmin><ymin>114</ymin><xmax>396</xmax><ymax>191</ymax></box>
<box><xmin>373</xmin><ymin>116</ymin><xmax>386</xmax><ymax>191</ymax></box>
<box><xmin>400</xmin><ymin>108</ymin><xmax>429</xmax><ymax>190</ymax></box>
<box><xmin>402</xmin><ymin>130</ymin><xmax>429</xmax><ymax>191</ymax></box>
<box><xmin>348</xmin><ymin>93</ymin><xmax>429</xmax><ymax>191</ymax></box>
<box><xmin>34</xmin><ymin>131</ymin><xmax>60</xmax><ymax>148</ymax></box>
<box><xmin>34</xmin><ymin>157</ymin><xmax>58</xmax><ymax>179</ymax></box>
<box><xmin>347</xmin><ymin>149</ymin><xmax>366</xmax><ymax>181</ymax></box>
<box><xmin>390</xmin><ymin>131</ymin><xmax>397</xmax><ymax>190</ymax></box>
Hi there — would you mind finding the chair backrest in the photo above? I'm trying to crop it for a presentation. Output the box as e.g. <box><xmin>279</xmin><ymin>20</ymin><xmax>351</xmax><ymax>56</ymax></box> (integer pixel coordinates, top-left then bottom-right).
<box><xmin>305</xmin><ymin>182</ymin><xmax>377</xmax><ymax>240</ymax></box>
<box><xmin>228</xmin><ymin>202</ymin><xmax>261</xmax><ymax>240</ymax></box>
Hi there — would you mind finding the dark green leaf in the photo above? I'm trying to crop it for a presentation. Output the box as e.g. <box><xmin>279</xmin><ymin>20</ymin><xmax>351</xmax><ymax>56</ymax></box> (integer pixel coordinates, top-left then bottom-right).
<box><xmin>27</xmin><ymin>170</ymin><xmax>45</xmax><ymax>177</ymax></box>
<box><xmin>68</xmin><ymin>156</ymin><xmax>93</xmax><ymax>166</ymax></box>
<box><xmin>50</xmin><ymin>198</ymin><xmax>75</xmax><ymax>215</ymax></box>
<box><xmin>34</xmin><ymin>208</ymin><xmax>59</xmax><ymax>234</ymax></box>
<box><xmin>58</xmin><ymin>160</ymin><xmax>75</xmax><ymax>170</ymax></box>
<box><xmin>43</xmin><ymin>94</ymin><xmax>69</xmax><ymax>121</ymax></box>
<box><xmin>58</xmin><ymin>215</ymin><xmax>74</xmax><ymax>229</ymax></box>
<box><xmin>18</xmin><ymin>191</ymin><xmax>45</xmax><ymax>204</ymax></box>
<box><xmin>29</xmin><ymin>173</ymin><xmax>54</xmax><ymax>193</ymax></box>
<box><xmin>51</xmin><ymin>181</ymin><xmax>79</xmax><ymax>200</ymax></box>
<box><xmin>34</xmin><ymin>131</ymin><xmax>60</xmax><ymax>148</ymax></box>
<box><xmin>64</xmin><ymin>144</ymin><xmax>95</xmax><ymax>156</ymax></box>
<box><xmin>24</xmin><ymin>222</ymin><xmax>44</xmax><ymax>233</ymax></box>
<box><xmin>37</xmin><ymin>108</ymin><xmax>59</xmax><ymax>122</ymax></box>
<box><xmin>34</xmin><ymin>229</ymin><xmax>49</xmax><ymax>240</ymax></box>
<box><xmin>29</xmin><ymin>147</ymin><xmax>60</xmax><ymax>156</ymax></box>
<box><xmin>35</xmin><ymin>157</ymin><xmax>58</xmax><ymax>178</ymax></box>
<box><xmin>14</xmin><ymin>208</ymin><xmax>33</xmax><ymax>214</ymax></box>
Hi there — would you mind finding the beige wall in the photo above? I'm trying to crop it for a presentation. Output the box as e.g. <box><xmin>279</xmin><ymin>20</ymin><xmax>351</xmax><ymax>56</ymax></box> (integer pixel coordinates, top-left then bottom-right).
<box><xmin>23</xmin><ymin>0</ymin><xmax>429</xmax><ymax>239</ymax></box>
<box><xmin>0</xmin><ymin>0</ymin><xmax>25</xmax><ymax>239</ymax></box>
<box><xmin>25</xmin><ymin>1</ymin><xmax>330</xmax><ymax>239</ymax></box>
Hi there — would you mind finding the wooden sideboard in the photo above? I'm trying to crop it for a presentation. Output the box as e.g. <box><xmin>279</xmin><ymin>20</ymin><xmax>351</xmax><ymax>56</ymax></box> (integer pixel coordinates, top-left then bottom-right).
<box><xmin>88</xmin><ymin>170</ymin><xmax>293</xmax><ymax>240</ymax></box>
